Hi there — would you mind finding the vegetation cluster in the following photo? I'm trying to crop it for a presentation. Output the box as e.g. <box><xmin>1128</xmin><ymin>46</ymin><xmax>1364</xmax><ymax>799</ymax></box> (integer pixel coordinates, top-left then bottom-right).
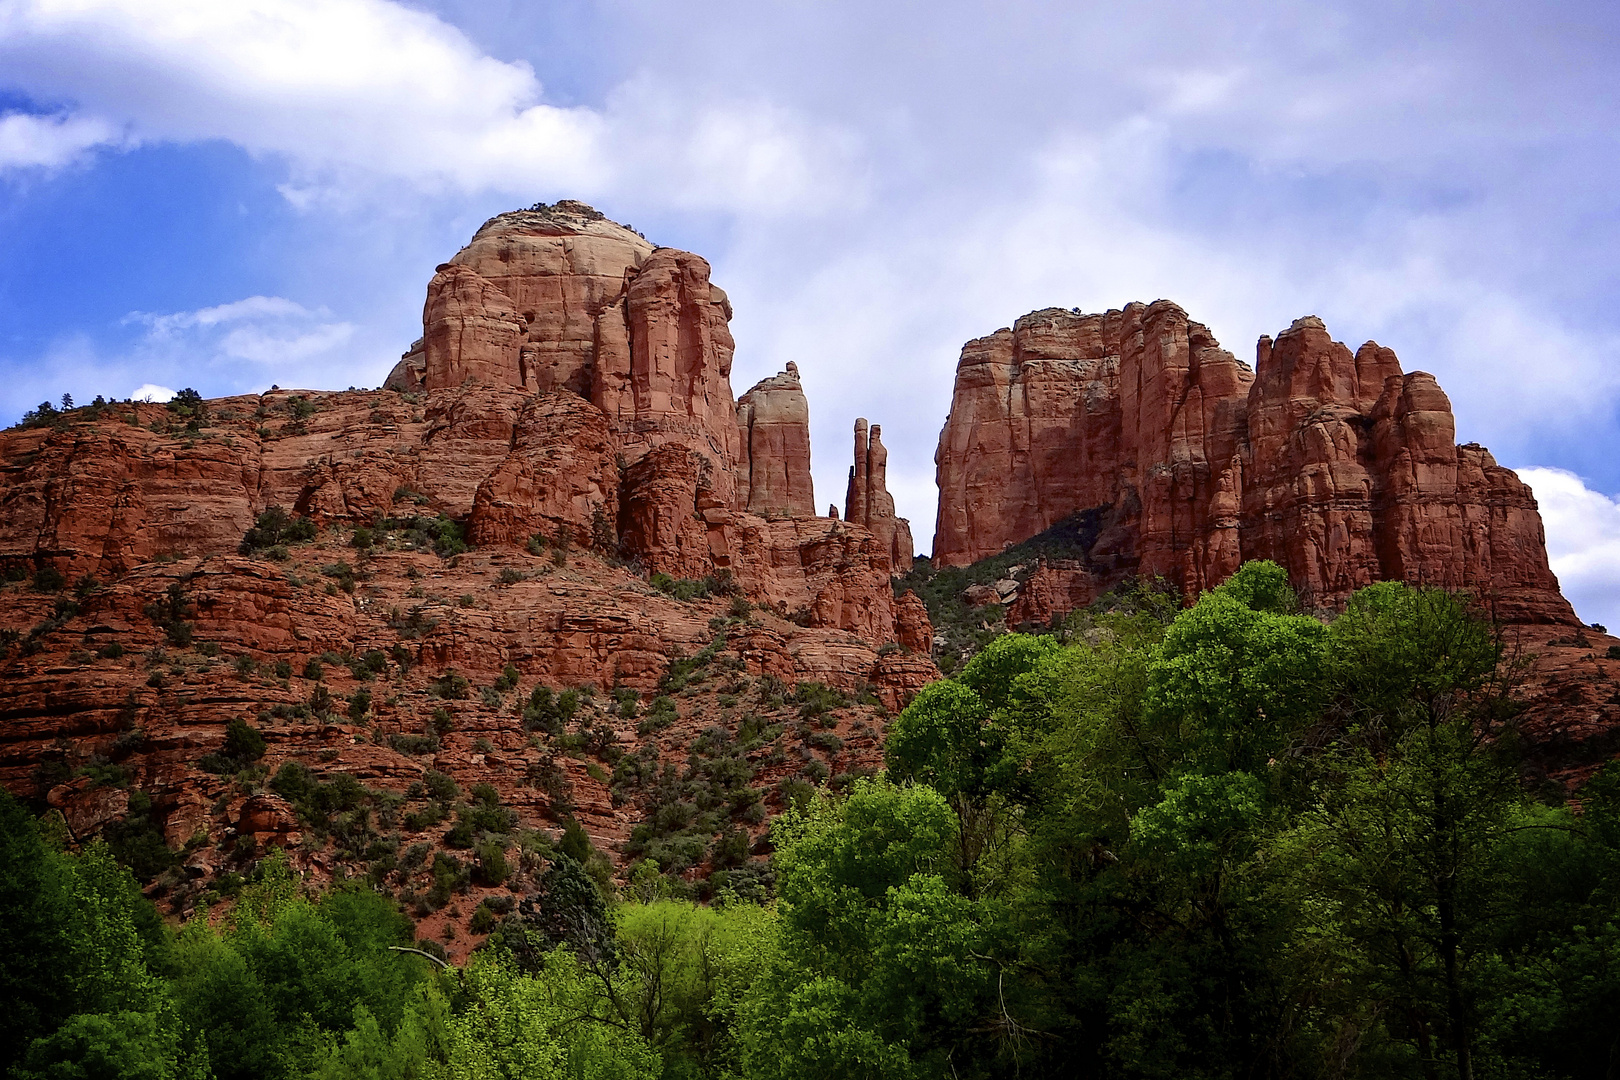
<box><xmin>8</xmin><ymin>562</ymin><xmax>1620</xmax><ymax>1079</ymax></box>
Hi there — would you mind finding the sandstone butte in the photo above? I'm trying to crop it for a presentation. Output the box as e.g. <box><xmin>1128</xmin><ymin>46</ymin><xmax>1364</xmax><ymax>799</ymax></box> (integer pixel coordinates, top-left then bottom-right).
<box><xmin>0</xmin><ymin>201</ymin><xmax>928</xmax><ymax>957</ymax></box>
<box><xmin>930</xmin><ymin>299</ymin><xmax>1620</xmax><ymax>788</ymax></box>
<box><xmin>934</xmin><ymin>302</ymin><xmax>1576</xmax><ymax>625</ymax></box>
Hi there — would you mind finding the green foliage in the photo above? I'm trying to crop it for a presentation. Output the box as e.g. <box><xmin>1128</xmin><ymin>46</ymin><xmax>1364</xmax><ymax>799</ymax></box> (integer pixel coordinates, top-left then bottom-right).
<box><xmin>32</xmin><ymin>564</ymin><xmax>66</xmax><ymax>593</ymax></box>
<box><xmin>522</xmin><ymin>684</ymin><xmax>579</xmax><ymax>735</ymax></box>
<box><xmin>429</xmin><ymin>670</ymin><xmax>470</xmax><ymax>700</ymax></box>
<box><xmin>13</xmin><ymin>1009</ymin><xmax>198</xmax><ymax>1080</ymax></box>
<box><xmin>13</xmin><ymin>564</ymin><xmax>1620</xmax><ymax>1080</ymax></box>
<box><xmin>240</xmin><ymin>506</ymin><xmax>317</xmax><ymax>553</ymax></box>
<box><xmin>18</xmin><ymin>398</ymin><xmax>62</xmax><ymax>428</ymax></box>
<box><xmin>0</xmin><ymin>794</ymin><xmax>167</xmax><ymax>1075</ymax></box>
<box><xmin>141</xmin><ymin>583</ymin><xmax>196</xmax><ymax>648</ymax></box>
<box><xmin>379</xmin><ymin>513</ymin><xmax>467</xmax><ymax>558</ymax></box>
<box><xmin>1143</xmin><ymin>566</ymin><xmax>1328</xmax><ymax>774</ymax></box>
<box><xmin>321</xmin><ymin>560</ymin><xmax>357</xmax><ymax>593</ymax></box>
<box><xmin>224</xmin><ymin>717</ymin><xmax>266</xmax><ymax>761</ymax></box>
<box><xmin>650</xmin><ymin>572</ymin><xmax>732</xmax><ymax>601</ymax></box>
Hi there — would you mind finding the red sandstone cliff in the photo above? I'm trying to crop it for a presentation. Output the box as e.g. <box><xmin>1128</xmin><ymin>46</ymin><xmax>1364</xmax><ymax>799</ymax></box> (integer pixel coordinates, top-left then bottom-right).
<box><xmin>388</xmin><ymin>202</ymin><xmax>745</xmax><ymax>507</ymax></box>
<box><xmin>937</xmin><ymin>303</ymin><xmax>1576</xmax><ymax>625</ymax></box>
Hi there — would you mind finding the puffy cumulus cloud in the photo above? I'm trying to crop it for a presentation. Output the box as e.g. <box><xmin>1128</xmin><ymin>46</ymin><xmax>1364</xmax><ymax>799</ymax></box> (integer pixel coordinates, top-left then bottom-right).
<box><xmin>0</xmin><ymin>109</ymin><xmax>120</xmax><ymax>168</ymax></box>
<box><xmin>1516</xmin><ymin>467</ymin><xmax>1620</xmax><ymax>632</ymax></box>
<box><xmin>0</xmin><ymin>0</ymin><xmax>858</xmax><ymax>211</ymax></box>
<box><xmin>130</xmin><ymin>383</ymin><xmax>175</xmax><ymax>402</ymax></box>
<box><xmin>0</xmin><ymin>0</ymin><xmax>598</xmax><ymax>188</ymax></box>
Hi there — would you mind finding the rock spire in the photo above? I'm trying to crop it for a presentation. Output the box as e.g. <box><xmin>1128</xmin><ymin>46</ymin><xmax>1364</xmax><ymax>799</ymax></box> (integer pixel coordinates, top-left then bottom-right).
<box><xmin>845</xmin><ymin>419</ymin><xmax>914</xmax><ymax>575</ymax></box>
<box><xmin>736</xmin><ymin>362</ymin><xmax>815</xmax><ymax>519</ymax></box>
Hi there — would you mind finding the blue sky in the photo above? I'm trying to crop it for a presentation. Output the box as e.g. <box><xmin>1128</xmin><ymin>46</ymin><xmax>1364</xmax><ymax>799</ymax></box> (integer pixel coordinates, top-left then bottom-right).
<box><xmin>1</xmin><ymin>0</ymin><xmax>1618</xmax><ymax>627</ymax></box>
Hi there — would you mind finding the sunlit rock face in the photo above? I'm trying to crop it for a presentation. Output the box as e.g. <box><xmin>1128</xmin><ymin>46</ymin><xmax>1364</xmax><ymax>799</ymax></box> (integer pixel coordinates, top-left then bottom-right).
<box><xmin>935</xmin><ymin>303</ymin><xmax>1576</xmax><ymax>625</ymax></box>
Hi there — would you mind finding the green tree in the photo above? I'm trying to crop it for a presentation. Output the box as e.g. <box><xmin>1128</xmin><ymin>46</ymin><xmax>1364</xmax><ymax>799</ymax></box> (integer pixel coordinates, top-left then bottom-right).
<box><xmin>0</xmin><ymin>794</ymin><xmax>171</xmax><ymax>1074</ymax></box>
<box><xmin>13</xmin><ymin>1009</ymin><xmax>204</xmax><ymax>1080</ymax></box>
<box><xmin>1143</xmin><ymin>563</ymin><xmax>1329</xmax><ymax>776</ymax></box>
<box><xmin>740</xmin><ymin>779</ymin><xmax>1006</xmax><ymax>1079</ymax></box>
<box><xmin>1271</xmin><ymin>583</ymin><xmax>1527</xmax><ymax>1080</ymax></box>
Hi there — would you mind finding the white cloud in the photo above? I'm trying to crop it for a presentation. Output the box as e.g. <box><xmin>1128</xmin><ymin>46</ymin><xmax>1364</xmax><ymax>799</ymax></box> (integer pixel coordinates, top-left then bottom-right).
<box><xmin>130</xmin><ymin>383</ymin><xmax>175</xmax><ymax>402</ymax></box>
<box><xmin>1516</xmin><ymin>467</ymin><xmax>1620</xmax><ymax>631</ymax></box>
<box><xmin>128</xmin><ymin>295</ymin><xmax>311</xmax><ymax>335</ymax></box>
<box><xmin>0</xmin><ymin>109</ymin><xmax>119</xmax><ymax>168</ymax></box>
<box><xmin>125</xmin><ymin>295</ymin><xmax>358</xmax><ymax>373</ymax></box>
<box><xmin>0</xmin><ymin>0</ymin><xmax>855</xmax><ymax>211</ymax></box>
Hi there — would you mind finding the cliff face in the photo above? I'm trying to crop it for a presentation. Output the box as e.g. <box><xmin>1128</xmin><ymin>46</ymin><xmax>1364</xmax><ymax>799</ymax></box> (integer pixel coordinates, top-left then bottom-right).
<box><xmin>936</xmin><ymin>303</ymin><xmax>1576</xmax><ymax>625</ymax></box>
<box><xmin>389</xmin><ymin>202</ymin><xmax>745</xmax><ymax>508</ymax></box>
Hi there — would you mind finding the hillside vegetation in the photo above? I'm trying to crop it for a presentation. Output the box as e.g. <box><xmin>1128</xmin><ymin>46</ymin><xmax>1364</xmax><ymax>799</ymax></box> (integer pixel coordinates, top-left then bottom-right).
<box><xmin>6</xmin><ymin>562</ymin><xmax>1619</xmax><ymax>1079</ymax></box>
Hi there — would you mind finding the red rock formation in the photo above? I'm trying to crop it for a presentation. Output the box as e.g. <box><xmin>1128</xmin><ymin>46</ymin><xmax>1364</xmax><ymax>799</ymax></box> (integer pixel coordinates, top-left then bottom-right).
<box><xmin>617</xmin><ymin>445</ymin><xmax>720</xmax><ymax>580</ymax></box>
<box><xmin>844</xmin><ymin>419</ymin><xmax>914</xmax><ymax>574</ymax></box>
<box><xmin>385</xmin><ymin>201</ymin><xmax>654</xmax><ymax>397</ymax></box>
<box><xmin>0</xmin><ymin>202</ymin><xmax>947</xmax><ymax>947</ymax></box>
<box><xmin>736</xmin><ymin>363</ymin><xmax>815</xmax><ymax>519</ymax></box>
<box><xmin>419</xmin><ymin>264</ymin><xmax>526</xmax><ymax>391</ymax></box>
<box><xmin>0</xmin><ymin>394</ymin><xmax>936</xmax><ymax>945</ymax></box>
<box><xmin>934</xmin><ymin>304</ymin><xmax>1576</xmax><ymax>625</ymax></box>
<box><xmin>892</xmin><ymin>589</ymin><xmax>934</xmax><ymax>654</ymax></box>
<box><xmin>599</xmin><ymin>248</ymin><xmax>743</xmax><ymax>495</ymax></box>
<box><xmin>468</xmin><ymin>393</ymin><xmax>620</xmax><ymax>548</ymax></box>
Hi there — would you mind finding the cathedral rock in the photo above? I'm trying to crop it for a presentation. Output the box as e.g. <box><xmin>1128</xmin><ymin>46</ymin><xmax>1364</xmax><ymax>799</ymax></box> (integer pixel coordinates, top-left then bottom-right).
<box><xmin>933</xmin><ymin>302</ymin><xmax>1576</xmax><ymax>626</ymax></box>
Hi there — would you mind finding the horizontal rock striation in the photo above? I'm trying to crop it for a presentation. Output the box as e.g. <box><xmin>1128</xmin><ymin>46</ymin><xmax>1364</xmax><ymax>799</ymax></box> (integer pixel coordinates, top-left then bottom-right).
<box><xmin>935</xmin><ymin>303</ymin><xmax>1575</xmax><ymax>624</ymax></box>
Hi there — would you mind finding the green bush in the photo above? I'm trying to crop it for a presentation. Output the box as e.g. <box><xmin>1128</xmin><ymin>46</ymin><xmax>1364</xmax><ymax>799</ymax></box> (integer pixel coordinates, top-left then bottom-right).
<box><xmin>423</xmin><ymin>770</ymin><xmax>459</xmax><ymax>802</ymax></box>
<box><xmin>223</xmin><ymin>718</ymin><xmax>266</xmax><ymax>762</ymax></box>
<box><xmin>388</xmin><ymin>734</ymin><xmax>438</xmax><ymax>756</ymax></box>
<box><xmin>239</xmin><ymin>506</ymin><xmax>316</xmax><ymax>553</ymax></box>
<box><xmin>429</xmin><ymin>671</ymin><xmax>470</xmax><ymax>700</ymax></box>
<box><xmin>30</xmin><ymin>566</ymin><xmax>65</xmax><ymax>593</ymax></box>
<box><xmin>523</xmin><ymin>685</ymin><xmax>580</xmax><ymax>735</ymax></box>
<box><xmin>475</xmin><ymin>839</ymin><xmax>510</xmax><ymax>886</ymax></box>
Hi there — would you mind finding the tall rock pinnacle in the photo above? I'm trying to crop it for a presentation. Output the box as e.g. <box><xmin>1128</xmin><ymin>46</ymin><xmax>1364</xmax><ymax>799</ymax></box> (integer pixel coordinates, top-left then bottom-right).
<box><xmin>736</xmin><ymin>362</ymin><xmax>815</xmax><ymax>519</ymax></box>
<box><xmin>845</xmin><ymin>418</ymin><xmax>914</xmax><ymax>575</ymax></box>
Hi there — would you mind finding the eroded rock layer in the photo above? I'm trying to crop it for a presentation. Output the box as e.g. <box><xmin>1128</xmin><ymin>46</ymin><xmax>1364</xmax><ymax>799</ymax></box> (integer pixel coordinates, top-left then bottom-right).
<box><xmin>934</xmin><ymin>303</ymin><xmax>1576</xmax><ymax>624</ymax></box>
<box><xmin>0</xmin><ymin>203</ymin><xmax>945</xmax><ymax>946</ymax></box>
